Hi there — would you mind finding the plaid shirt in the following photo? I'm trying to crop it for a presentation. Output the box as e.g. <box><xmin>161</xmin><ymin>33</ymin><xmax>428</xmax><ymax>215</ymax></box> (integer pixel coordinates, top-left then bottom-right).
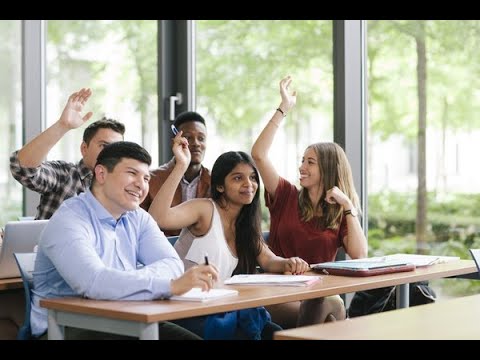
<box><xmin>10</xmin><ymin>150</ymin><xmax>93</xmax><ymax>219</ymax></box>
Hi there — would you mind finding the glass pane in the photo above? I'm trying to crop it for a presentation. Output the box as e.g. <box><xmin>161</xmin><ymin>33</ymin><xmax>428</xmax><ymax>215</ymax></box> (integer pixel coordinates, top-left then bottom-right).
<box><xmin>367</xmin><ymin>20</ymin><xmax>480</xmax><ymax>298</ymax></box>
<box><xmin>0</xmin><ymin>20</ymin><xmax>23</xmax><ymax>224</ymax></box>
<box><xmin>46</xmin><ymin>20</ymin><xmax>158</xmax><ymax>165</ymax></box>
<box><xmin>196</xmin><ymin>20</ymin><xmax>333</xmax><ymax>228</ymax></box>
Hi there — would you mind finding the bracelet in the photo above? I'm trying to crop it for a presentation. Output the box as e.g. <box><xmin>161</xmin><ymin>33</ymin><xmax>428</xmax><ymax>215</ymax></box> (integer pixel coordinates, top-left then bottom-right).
<box><xmin>276</xmin><ymin>108</ymin><xmax>287</xmax><ymax>117</ymax></box>
<box><xmin>269</xmin><ymin>120</ymin><xmax>279</xmax><ymax>128</ymax></box>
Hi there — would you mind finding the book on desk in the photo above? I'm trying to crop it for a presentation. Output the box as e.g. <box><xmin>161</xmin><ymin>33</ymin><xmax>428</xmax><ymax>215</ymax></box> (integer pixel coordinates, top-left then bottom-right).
<box><xmin>224</xmin><ymin>274</ymin><xmax>321</xmax><ymax>286</ymax></box>
<box><xmin>311</xmin><ymin>254</ymin><xmax>460</xmax><ymax>277</ymax></box>
<box><xmin>378</xmin><ymin>253</ymin><xmax>460</xmax><ymax>267</ymax></box>
<box><xmin>310</xmin><ymin>259</ymin><xmax>415</xmax><ymax>276</ymax></box>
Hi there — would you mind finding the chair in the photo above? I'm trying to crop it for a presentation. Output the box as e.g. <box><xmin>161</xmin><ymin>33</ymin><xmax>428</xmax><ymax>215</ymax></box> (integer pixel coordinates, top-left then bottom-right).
<box><xmin>262</xmin><ymin>231</ymin><xmax>269</xmax><ymax>244</ymax></box>
<box><xmin>13</xmin><ymin>252</ymin><xmax>36</xmax><ymax>340</ymax></box>
<box><xmin>469</xmin><ymin>249</ymin><xmax>480</xmax><ymax>273</ymax></box>
<box><xmin>167</xmin><ymin>236</ymin><xmax>179</xmax><ymax>246</ymax></box>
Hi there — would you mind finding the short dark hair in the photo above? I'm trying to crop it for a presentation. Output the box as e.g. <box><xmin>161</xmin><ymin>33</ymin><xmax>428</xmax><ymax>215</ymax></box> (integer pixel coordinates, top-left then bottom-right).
<box><xmin>173</xmin><ymin>111</ymin><xmax>206</xmax><ymax>129</ymax></box>
<box><xmin>83</xmin><ymin>117</ymin><xmax>125</xmax><ymax>145</ymax></box>
<box><xmin>95</xmin><ymin>141</ymin><xmax>152</xmax><ymax>173</ymax></box>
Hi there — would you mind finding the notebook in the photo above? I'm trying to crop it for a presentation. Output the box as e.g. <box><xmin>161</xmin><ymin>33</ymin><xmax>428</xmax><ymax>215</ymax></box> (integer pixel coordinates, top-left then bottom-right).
<box><xmin>170</xmin><ymin>288</ymin><xmax>239</xmax><ymax>302</ymax></box>
<box><xmin>379</xmin><ymin>253</ymin><xmax>460</xmax><ymax>267</ymax></box>
<box><xmin>0</xmin><ymin>220</ymin><xmax>48</xmax><ymax>279</ymax></box>
<box><xmin>224</xmin><ymin>274</ymin><xmax>321</xmax><ymax>287</ymax></box>
<box><xmin>310</xmin><ymin>259</ymin><xmax>415</xmax><ymax>277</ymax></box>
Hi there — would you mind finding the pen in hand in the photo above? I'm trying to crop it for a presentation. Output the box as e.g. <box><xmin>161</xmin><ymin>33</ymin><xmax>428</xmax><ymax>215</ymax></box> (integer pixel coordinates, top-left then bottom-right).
<box><xmin>204</xmin><ymin>253</ymin><xmax>214</xmax><ymax>289</ymax></box>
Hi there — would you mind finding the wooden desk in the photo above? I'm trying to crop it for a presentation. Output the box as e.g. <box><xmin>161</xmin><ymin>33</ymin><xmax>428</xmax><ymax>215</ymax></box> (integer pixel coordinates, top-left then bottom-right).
<box><xmin>0</xmin><ymin>278</ymin><xmax>22</xmax><ymax>291</ymax></box>
<box><xmin>275</xmin><ymin>293</ymin><xmax>480</xmax><ymax>340</ymax></box>
<box><xmin>40</xmin><ymin>260</ymin><xmax>476</xmax><ymax>340</ymax></box>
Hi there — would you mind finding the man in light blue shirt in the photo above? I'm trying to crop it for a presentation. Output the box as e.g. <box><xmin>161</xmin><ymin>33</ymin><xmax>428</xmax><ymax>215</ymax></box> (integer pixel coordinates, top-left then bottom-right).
<box><xmin>31</xmin><ymin>141</ymin><xmax>218</xmax><ymax>339</ymax></box>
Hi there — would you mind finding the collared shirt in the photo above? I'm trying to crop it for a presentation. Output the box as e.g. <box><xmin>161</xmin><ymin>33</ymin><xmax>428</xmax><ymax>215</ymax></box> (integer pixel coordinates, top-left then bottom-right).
<box><xmin>140</xmin><ymin>158</ymin><xmax>211</xmax><ymax>237</ymax></box>
<box><xmin>9</xmin><ymin>150</ymin><xmax>92</xmax><ymax>219</ymax></box>
<box><xmin>180</xmin><ymin>169</ymin><xmax>202</xmax><ymax>202</ymax></box>
<box><xmin>30</xmin><ymin>190</ymin><xmax>184</xmax><ymax>336</ymax></box>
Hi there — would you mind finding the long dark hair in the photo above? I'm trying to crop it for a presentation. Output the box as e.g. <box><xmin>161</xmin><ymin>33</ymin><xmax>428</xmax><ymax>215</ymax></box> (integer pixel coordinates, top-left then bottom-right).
<box><xmin>211</xmin><ymin>151</ymin><xmax>263</xmax><ymax>274</ymax></box>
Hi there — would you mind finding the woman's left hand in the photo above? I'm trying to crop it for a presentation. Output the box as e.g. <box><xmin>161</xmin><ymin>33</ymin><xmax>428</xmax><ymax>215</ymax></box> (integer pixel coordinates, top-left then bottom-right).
<box><xmin>284</xmin><ymin>257</ymin><xmax>310</xmax><ymax>275</ymax></box>
<box><xmin>325</xmin><ymin>186</ymin><xmax>352</xmax><ymax>208</ymax></box>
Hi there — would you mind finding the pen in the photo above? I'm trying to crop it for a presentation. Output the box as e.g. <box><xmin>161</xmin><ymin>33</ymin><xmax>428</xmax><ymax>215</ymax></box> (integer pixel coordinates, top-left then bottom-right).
<box><xmin>171</xmin><ymin>124</ymin><xmax>179</xmax><ymax>135</ymax></box>
<box><xmin>204</xmin><ymin>253</ymin><xmax>209</xmax><ymax>266</ymax></box>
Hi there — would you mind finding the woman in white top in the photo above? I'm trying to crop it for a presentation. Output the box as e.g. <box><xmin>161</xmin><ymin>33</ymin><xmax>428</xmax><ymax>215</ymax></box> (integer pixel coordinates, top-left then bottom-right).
<box><xmin>149</xmin><ymin>132</ymin><xmax>309</xmax><ymax>340</ymax></box>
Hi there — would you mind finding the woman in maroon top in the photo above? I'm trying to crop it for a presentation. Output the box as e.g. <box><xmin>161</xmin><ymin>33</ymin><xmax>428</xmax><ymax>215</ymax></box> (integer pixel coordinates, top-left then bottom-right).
<box><xmin>251</xmin><ymin>76</ymin><xmax>368</xmax><ymax>328</ymax></box>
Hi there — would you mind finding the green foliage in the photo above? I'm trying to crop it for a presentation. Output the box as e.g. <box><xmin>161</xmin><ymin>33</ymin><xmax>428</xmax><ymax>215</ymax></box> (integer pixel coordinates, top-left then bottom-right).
<box><xmin>431</xmin><ymin>238</ymin><xmax>480</xmax><ymax>296</ymax></box>
<box><xmin>368</xmin><ymin>20</ymin><xmax>480</xmax><ymax>141</ymax></box>
<box><xmin>369</xmin><ymin>191</ymin><xmax>480</xmax><ymax>297</ymax></box>
<box><xmin>369</xmin><ymin>191</ymin><xmax>480</xmax><ymax>245</ymax></box>
<box><xmin>0</xmin><ymin>199</ymin><xmax>22</xmax><ymax>226</ymax></box>
<box><xmin>196</xmin><ymin>20</ymin><xmax>332</xmax><ymax>138</ymax></box>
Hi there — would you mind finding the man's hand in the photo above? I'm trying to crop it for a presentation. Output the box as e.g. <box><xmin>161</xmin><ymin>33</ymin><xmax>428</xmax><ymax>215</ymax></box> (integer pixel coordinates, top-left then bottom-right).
<box><xmin>172</xmin><ymin>132</ymin><xmax>191</xmax><ymax>169</ymax></box>
<box><xmin>58</xmin><ymin>88</ymin><xmax>94</xmax><ymax>130</ymax></box>
<box><xmin>170</xmin><ymin>264</ymin><xmax>219</xmax><ymax>295</ymax></box>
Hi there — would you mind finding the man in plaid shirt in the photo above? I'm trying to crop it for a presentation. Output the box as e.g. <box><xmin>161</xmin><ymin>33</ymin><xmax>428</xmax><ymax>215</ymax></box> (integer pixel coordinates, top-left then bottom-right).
<box><xmin>10</xmin><ymin>88</ymin><xmax>125</xmax><ymax>219</ymax></box>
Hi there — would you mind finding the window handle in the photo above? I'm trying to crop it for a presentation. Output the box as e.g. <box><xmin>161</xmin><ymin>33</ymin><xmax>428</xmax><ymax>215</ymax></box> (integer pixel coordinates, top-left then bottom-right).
<box><xmin>169</xmin><ymin>93</ymin><xmax>183</xmax><ymax>121</ymax></box>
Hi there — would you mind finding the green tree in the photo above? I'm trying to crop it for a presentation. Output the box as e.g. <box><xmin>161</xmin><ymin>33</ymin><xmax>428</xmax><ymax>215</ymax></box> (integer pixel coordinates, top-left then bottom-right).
<box><xmin>196</xmin><ymin>20</ymin><xmax>332</xmax><ymax>146</ymax></box>
<box><xmin>368</xmin><ymin>20</ymin><xmax>480</xmax><ymax>253</ymax></box>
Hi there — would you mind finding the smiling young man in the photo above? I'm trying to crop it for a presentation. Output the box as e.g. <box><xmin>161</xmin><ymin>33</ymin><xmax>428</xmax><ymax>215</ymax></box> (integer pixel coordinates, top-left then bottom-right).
<box><xmin>10</xmin><ymin>88</ymin><xmax>125</xmax><ymax>219</ymax></box>
<box><xmin>141</xmin><ymin>111</ymin><xmax>211</xmax><ymax>236</ymax></box>
<box><xmin>30</xmin><ymin>141</ymin><xmax>218</xmax><ymax>340</ymax></box>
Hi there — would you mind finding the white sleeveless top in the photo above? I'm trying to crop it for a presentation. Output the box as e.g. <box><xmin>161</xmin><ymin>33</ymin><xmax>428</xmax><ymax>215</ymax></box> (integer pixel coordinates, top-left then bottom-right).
<box><xmin>174</xmin><ymin>200</ymin><xmax>238</xmax><ymax>282</ymax></box>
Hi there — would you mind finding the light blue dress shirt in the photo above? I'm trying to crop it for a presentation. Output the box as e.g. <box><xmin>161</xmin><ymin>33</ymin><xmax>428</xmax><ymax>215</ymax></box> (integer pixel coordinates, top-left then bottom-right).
<box><xmin>30</xmin><ymin>190</ymin><xmax>184</xmax><ymax>336</ymax></box>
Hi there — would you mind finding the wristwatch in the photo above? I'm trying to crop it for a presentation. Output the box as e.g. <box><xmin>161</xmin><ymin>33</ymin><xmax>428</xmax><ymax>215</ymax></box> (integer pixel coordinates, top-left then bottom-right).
<box><xmin>344</xmin><ymin>208</ymin><xmax>358</xmax><ymax>217</ymax></box>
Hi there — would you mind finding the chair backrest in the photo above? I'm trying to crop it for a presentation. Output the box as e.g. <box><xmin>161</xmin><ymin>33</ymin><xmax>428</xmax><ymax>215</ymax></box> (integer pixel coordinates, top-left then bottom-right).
<box><xmin>469</xmin><ymin>249</ymin><xmax>480</xmax><ymax>273</ymax></box>
<box><xmin>167</xmin><ymin>236</ymin><xmax>179</xmax><ymax>246</ymax></box>
<box><xmin>13</xmin><ymin>252</ymin><xmax>37</xmax><ymax>340</ymax></box>
<box><xmin>262</xmin><ymin>231</ymin><xmax>269</xmax><ymax>244</ymax></box>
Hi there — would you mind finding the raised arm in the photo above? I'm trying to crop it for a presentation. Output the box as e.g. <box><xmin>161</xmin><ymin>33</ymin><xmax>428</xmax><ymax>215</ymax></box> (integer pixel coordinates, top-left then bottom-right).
<box><xmin>17</xmin><ymin>88</ymin><xmax>93</xmax><ymax>167</ymax></box>
<box><xmin>251</xmin><ymin>76</ymin><xmax>296</xmax><ymax>198</ymax></box>
<box><xmin>148</xmin><ymin>132</ymin><xmax>208</xmax><ymax>231</ymax></box>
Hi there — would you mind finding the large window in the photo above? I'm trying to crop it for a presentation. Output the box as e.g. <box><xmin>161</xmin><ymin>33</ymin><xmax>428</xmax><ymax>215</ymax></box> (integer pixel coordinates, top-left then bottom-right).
<box><xmin>46</xmin><ymin>20</ymin><xmax>158</xmax><ymax>165</ymax></box>
<box><xmin>0</xmin><ymin>20</ymin><xmax>22</xmax><ymax>224</ymax></box>
<box><xmin>195</xmin><ymin>20</ymin><xmax>334</xmax><ymax>227</ymax></box>
<box><xmin>367</xmin><ymin>20</ymin><xmax>480</xmax><ymax>298</ymax></box>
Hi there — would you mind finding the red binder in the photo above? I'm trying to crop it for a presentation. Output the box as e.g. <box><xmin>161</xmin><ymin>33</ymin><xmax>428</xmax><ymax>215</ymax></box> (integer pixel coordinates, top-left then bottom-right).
<box><xmin>310</xmin><ymin>260</ymin><xmax>415</xmax><ymax>277</ymax></box>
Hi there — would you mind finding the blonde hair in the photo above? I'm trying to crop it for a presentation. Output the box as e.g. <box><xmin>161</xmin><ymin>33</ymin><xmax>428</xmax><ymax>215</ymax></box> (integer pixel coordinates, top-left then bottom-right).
<box><xmin>298</xmin><ymin>142</ymin><xmax>360</xmax><ymax>229</ymax></box>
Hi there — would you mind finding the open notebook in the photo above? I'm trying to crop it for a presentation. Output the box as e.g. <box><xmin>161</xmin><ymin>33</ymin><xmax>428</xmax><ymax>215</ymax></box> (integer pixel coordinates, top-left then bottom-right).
<box><xmin>170</xmin><ymin>288</ymin><xmax>239</xmax><ymax>302</ymax></box>
<box><xmin>378</xmin><ymin>253</ymin><xmax>460</xmax><ymax>267</ymax></box>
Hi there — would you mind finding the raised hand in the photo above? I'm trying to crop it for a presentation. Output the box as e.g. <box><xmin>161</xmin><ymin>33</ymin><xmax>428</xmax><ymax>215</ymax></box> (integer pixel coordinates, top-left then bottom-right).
<box><xmin>172</xmin><ymin>132</ymin><xmax>191</xmax><ymax>168</ymax></box>
<box><xmin>279</xmin><ymin>76</ymin><xmax>297</xmax><ymax>113</ymax></box>
<box><xmin>58</xmin><ymin>88</ymin><xmax>94</xmax><ymax>130</ymax></box>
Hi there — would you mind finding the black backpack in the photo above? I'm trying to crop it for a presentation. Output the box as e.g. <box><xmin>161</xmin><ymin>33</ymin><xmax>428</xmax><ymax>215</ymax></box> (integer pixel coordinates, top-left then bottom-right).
<box><xmin>348</xmin><ymin>281</ymin><xmax>436</xmax><ymax>317</ymax></box>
